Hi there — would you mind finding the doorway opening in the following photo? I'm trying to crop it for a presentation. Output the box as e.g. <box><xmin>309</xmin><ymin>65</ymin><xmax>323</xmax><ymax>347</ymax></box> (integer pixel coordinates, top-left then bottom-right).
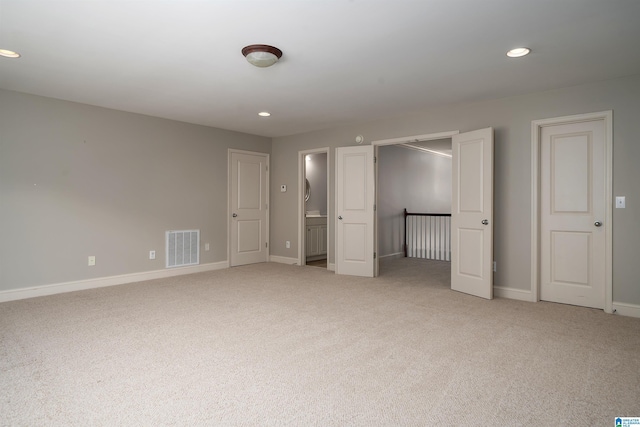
<box><xmin>298</xmin><ymin>148</ymin><xmax>330</xmax><ymax>269</ymax></box>
<box><xmin>335</xmin><ymin>128</ymin><xmax>493</xmax><ymax>299</ymax></box>
<box><xmin>375</xmin><ymin>137</ymin><xmax>453</xmax><ymax>277</ymax></box>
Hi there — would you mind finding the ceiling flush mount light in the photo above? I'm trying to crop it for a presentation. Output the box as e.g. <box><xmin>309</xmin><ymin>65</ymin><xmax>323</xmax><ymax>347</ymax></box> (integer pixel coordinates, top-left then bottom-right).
<box><xmin>506</xmin><ymin>47</ymin><xmax>531</xmax><ymax>58</ymax></box>
<box><xmin>258</xmin><ymin>111</ymin><xmax>271</xmax><ymax>117</ymax></box>
<box><xmin>242</xmin><ymin>44</ymin><xmax>283</xmax><ymax>68</ymax></box>
<box><xmin>0</xmin><ymin>49</ymin><xmax>21</xmax><ymax>58</ymax></box>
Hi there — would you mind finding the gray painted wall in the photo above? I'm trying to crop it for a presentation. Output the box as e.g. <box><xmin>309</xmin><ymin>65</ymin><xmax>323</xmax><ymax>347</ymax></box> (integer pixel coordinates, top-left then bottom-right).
<box><xmin>270</xmin><ymin>74</ymin><xmax>640</xmax><ymax>306</ymax></box>
<box><xmin>0</xmin><ymin>89</ymin><xmax>270</xmax><ymax>291</ymax></box>
<box><xmin>378</xmin><ymin>145</ymin><xmax>452</xmax><ymax>257</ymax></box>
<box><xmin>3</xmin><ymin>74</ymin><xmax>640</xmax><ymax>307</ymax></box>
<box><xmin>304</xmin><ymin>153</ymin><xmax>327</xmax><ymax>215</ymax></box>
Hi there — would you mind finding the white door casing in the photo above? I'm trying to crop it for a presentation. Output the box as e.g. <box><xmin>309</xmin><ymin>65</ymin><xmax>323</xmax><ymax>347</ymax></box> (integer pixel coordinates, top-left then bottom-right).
<box><xmin>451</xmin><ymin>128</ymin><xmax>494</xmax><ymax>299</ymax></box>
<box><xmin>229</xmin><ymin>150</ymin><xmax>269</xmax><ymax>267</ymax></box>
<box><xmin>374</xmin><ymin>144</ymin><xmax>379</xmax><ymax>278</ymax></box>
<box><xmin>335</xmin><ymin>145</ymin><xmax>375</xmax><ymax>277</ymax></box>
<box><xmin>539</xmin><ymin>119</ymin><xmax>606</xmax><ymax>309</ymax></box>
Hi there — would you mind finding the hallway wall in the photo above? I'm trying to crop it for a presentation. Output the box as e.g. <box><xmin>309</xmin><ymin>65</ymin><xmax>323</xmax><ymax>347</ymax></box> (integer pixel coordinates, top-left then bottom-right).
<box><xmin>378</xmin><ymin>145</ymin><xmax>451</xmax><ymax>257</ymax></box>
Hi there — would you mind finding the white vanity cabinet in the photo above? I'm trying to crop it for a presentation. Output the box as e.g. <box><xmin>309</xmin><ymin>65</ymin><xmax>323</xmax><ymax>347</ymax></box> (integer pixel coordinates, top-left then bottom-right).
<box><xmin>306</xmin><ymin>216</ymin><xmax>327</xmax><ymax>260</ymax></box>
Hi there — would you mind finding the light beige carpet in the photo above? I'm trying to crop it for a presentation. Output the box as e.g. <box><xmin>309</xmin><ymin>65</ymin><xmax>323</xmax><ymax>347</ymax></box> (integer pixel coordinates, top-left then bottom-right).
<box><xmin>1</xmin><ymin>258</ymin><xmax>639</xmax><ymax>425</ymax></box>
<box><xmin>305</xmin><ymin>259</ymin><xmax>328</xmax><ymax>269</ymax></box>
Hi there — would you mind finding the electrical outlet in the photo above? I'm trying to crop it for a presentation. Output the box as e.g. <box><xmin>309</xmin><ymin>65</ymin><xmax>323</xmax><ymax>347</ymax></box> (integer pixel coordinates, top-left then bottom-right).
<box><xmin>286</xmin><ymin>240</ymin><xmax>291</xmax><ymax>249</ymax></box>
<box><xmin>88</xmin><ymin>256</ymin><xmax>96</xmax><ymax>266</ymax></box>
<box><xmin>205</xmin><ymin>243</ymin><xmax>210</xmax><ymax>251</ymax></box>
<box><xmin>149</xmin><ymin>250</ymin><xmax>156</xmax><ymax>260</ymax></box>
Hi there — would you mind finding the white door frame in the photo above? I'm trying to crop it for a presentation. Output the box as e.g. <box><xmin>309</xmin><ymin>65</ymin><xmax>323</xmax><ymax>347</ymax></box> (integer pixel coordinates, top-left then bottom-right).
<box><xmin>371</xmin><ymin>130</ymin><xmax>460</xmax><ymax>275</ymax></box>
<box><xmin>298</xmin><ymin>147</ymin><xmax>331</xmax><ymax>268</ymax></box>
<box><xmin>531</xmin><ymin>111</ymin><xmax>613</xmax><ymax>312</ymax></box>
<box><xmin>227</xmin><ymin>148</ymin><xmax>270</xmax><ymax>266</ymax></box>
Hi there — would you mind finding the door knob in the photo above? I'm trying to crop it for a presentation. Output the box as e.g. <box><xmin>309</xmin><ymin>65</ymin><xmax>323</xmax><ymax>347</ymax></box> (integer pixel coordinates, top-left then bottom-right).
<box><xmin>594</xmin><ymin>221</ymin><xmax>602</xmax><ymax>227</ymax></box>
<box><xmin>338</xmin><ymin>216</ymin><xmax>343</xmax><ymax>220</ymax></box>
<box><xmin>232</xmin><ymin>213</ymin><xmax>238</xmax><ymax>218</ymax></box>
<box><xmin>482</xmin><ymin>219</ymin><xmax>489</xmax><ymax>225</ymax></box>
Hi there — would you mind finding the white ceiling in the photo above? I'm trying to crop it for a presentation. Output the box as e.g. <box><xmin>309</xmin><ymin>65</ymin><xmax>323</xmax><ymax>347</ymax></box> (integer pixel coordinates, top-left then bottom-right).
<box><xmin>1</xmin><ymin>0</ymin><xmax>639</xmax><ymax>138</ymax></box>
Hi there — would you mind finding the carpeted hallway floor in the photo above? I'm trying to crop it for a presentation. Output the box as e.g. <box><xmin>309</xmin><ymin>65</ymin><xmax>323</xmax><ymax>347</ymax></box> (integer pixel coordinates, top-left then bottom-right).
<box><xmin>1</xmin><ymin>258</ymin><xmax>639</xmax><ymax>425</ymax></box>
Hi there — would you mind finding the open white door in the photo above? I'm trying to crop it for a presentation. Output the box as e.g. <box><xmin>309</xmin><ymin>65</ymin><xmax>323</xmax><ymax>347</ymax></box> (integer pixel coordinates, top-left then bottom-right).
<box><xmin>229</xmin><ymin>150</ymin><xmax>269</xmax><ymax>267</ymax></box>
<box><xmin>336</xmin><ymin>146</ymin><xmax>375</xmax><ymax>277</ymax></box>
<box><xmin>451</xmin><ymin>128</ymin><xmax>493</xmax><ymax>299</ymax></box>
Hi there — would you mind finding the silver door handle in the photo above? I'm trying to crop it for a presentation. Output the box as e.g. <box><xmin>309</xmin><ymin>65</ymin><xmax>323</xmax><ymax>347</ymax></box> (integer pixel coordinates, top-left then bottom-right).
<box><xmin>482</xmin><ymin>219</ymin><xmax>489</xmax><ymax>225</ymax></box>
<box><xmin>594</xmin><ymin>221</ymin><xmax>602</xmax><ymax>227</ymax></box>
<box><xmin>232</xmin><ymin>213</ymin><xmax>238</xmax><ymax>218</ymax></box>
<box><xmin>338</xmin><ymin>216</ymin><xmax>343</xmax><ymax>220</ymax></box>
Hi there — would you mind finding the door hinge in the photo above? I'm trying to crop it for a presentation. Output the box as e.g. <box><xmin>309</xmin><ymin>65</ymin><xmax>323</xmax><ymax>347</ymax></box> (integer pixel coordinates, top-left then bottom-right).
<box><xmin>266</xmin><ymin>165</ymin><xmax>268</xmax><ymax>171</ymax></box>
<box><xmin>374</xmin><ymin>252</ymin><xmax>377</xmax><ymax>259</ymax></box>
<box><xmin>374</xmin><ymin>204</ymin><xmax>376</xmax><ymax>211</ymax></box>
<box><xmin>374</xmin><ymin>156</ymin><xmax>377</xmax><ymax>163</ymax></box>
<box><xmin>266</xmin><ymin>242</ymin><xmax>268</xmax><ymax>248</ymax></box>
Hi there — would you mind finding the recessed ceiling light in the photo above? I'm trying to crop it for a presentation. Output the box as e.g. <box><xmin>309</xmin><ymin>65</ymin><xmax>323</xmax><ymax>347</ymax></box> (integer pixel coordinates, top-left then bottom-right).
<box><xmin>506</xmin><ymin>47</ymin><xmax>531</xmax><ymax>58</ymax></box>
<box><xmin>0</xmin><ymin>49</ymin><xmax>21</xmax><ymax>58</ymax></box>
<box><xmin>258</xmin><ymin>111</ymin><xmax>271</xmax><ymax>117</ymax></box>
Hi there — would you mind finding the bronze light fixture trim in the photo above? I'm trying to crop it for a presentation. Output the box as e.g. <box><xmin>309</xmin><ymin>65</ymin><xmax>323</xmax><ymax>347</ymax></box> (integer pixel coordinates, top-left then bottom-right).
<box><xmin>242</xmin><ymin>44</ymin><xmax>283</xmax><ymax>67</ymax></box>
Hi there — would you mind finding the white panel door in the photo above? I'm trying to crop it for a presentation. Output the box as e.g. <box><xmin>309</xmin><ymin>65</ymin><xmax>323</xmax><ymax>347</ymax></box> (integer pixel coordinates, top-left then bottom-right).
<box><xmin>540</xmin><ymin>120</ymin><xmax>605</xmax><ymax>308</ymax></box>
<box><xmin>230</xmin><ymin>151</ymin><xmax>268</xmax><ymax>267</ymax></box>
<box><xmin>336</xmin><ymin>146</ymin><xmax>375</xmax><ymax>277</ymax></box>
<box><xmin>451</xmin><ymin>128</ymin><xmax>494</xmax><ymax>299</ymax></box>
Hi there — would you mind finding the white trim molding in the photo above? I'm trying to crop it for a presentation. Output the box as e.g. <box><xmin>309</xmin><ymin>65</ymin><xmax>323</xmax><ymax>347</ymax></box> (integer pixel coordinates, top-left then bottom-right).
<box><xmin>494</xmin><ymin>286</ymin><xmax>534</xmax><ymax>302</ymax></box>
<box><xmin>0</xmin><ymin>261</ymin><xmax>229</xmax><ymax>303</ymax></box>
<box><xmin>531</xmin><ymin>111</ymin><xmax>613</xmax><ymax>313</ymax></box>
<box><xmin>612</xmin><ymin>302</ymin><xmax>640</xmax><ymax>318</ymax></box>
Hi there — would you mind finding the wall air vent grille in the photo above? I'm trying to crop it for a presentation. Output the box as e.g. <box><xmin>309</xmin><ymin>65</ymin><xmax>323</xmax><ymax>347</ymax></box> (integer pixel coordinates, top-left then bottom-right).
<box><xmin>166</xmin><ymin>230</ymin><xmax>200</xmax><ymax>268</ymax></box>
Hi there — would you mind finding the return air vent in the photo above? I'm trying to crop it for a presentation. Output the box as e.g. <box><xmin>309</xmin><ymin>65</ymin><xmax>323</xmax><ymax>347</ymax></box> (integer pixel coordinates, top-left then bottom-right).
<box><xmin>166</xmin><ymin>230</ymin><xmax>200</xmax><ymax>268</ymax></box>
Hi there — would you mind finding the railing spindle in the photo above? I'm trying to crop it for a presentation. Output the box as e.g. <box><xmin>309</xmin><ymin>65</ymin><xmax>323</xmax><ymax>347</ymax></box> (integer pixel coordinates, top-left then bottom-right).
<box><xmin>403</xmin><ymin>209</ymin><xmax>451</xmax><ymax>262</ymax></box>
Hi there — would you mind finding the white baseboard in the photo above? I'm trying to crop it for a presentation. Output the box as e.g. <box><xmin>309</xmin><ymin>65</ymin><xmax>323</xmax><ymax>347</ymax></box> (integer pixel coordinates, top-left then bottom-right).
<box><xmin>0</xmin><ymin>261</ymin><xmax>229</xmax><ymax>303</ymax></box>
<box><xmin>269</xmin><ymin>255</ymin><xmax>298</xmax><ymax>265</ymax></box>
<box><xmin>612</xmin><ymin>302</ymin><xmax>640</xmax><ymax>318</ymax></box>
<box><xmin>494</xmin><ymin>286</ymin><xmax>534</xmax><ymax>302</ymax></box>
<box><xmin>379</xmin><ymin>252</ymin><xmax>404</xmax><ymax>259</ymax></box>
<box><xmin>328</xmin><ymin>263</ymin><xmax>335</xmax><ymax>271</ymax></box>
